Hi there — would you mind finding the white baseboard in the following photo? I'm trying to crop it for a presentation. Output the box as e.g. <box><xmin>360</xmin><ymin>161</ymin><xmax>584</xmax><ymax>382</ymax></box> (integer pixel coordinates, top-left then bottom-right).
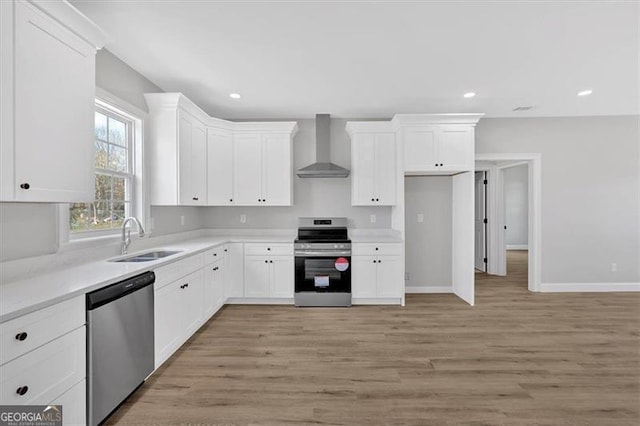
<box><xmin>506</xmin><ymin>244</ymin><xmax>528</xmax><ymax>250</ymax></box>
<box><xmin>352</xmin><ymin>298</ymin><xmax>402</xmax><ymax>305</ymax></box>
<box><xmin>225</xmin><ymin>297</ymin><xmax>294</xmax><ymax>304</ymax></box>
<box><xmin>405</xmin><ymin>286</ymin><xmax>453</xmax><ymax>294</ymax></box>
<box><xmin>539</xmin><ymin>282</ymin><xmax>640</xmax><ymax>292</ymax></box>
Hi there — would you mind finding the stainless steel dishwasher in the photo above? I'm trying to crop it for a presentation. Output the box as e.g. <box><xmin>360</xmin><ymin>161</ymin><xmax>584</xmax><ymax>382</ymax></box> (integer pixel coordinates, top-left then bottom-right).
<box><xmin>87</xmin><ymin>271</ymin><xmax>155</xmax><ymax>426</ymax></box>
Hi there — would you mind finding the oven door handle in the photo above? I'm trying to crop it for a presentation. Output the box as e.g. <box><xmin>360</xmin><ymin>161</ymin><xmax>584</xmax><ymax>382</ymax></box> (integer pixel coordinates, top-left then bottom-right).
<box><xmin>295</xmin><ymin>251</ymin><xmax>352</xmax><ymax>257</ymax></box>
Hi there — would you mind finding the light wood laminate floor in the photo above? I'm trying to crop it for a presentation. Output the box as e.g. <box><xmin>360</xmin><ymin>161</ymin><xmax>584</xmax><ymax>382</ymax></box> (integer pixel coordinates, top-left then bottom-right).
<box><xmin>107</xmin><ymin>251</ymin><xmax>640</xmax><ymax>425</ymax></box>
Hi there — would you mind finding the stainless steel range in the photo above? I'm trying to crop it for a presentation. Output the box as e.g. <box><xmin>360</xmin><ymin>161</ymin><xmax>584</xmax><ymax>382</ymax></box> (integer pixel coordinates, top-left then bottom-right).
<box><xmin>294</xmin><ymin>218</ymin><xmax>351</xmax><ymax>307</ymax></box>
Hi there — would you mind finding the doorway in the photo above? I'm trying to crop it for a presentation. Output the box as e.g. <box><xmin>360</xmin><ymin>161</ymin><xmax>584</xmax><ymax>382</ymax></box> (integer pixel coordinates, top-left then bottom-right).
<box><xmin>474</xmin><ymin>171</ymin><xmax>487</xmax><ymax>272</ymax></box>
<box><xmin>475</xmin><ymin>154</ymin><xmax>542</xmax><ymax>292</ymax></box>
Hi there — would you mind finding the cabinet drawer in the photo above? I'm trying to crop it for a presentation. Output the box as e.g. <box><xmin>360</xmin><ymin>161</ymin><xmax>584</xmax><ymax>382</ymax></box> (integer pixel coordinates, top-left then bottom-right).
<box><xmin>154</xmin><ymin>254</ymin><xmax>203</xmax><ymax>290</ymax></box>
<box><xmin>352</xmin><ymin>243</ymin><xmax>402</xmax><ymax>256</ymax></box>
<box><xmin>51</xmin><ymin>378</ymin><xmax>85</xmax><ymax>426</ymax></box>
<box><xmin>202</xmin><ymin>245</ymin><xmax>224</xmax><ymax>265</ymax></box>
<box><xmin>0</xmin><ymin>326</ymin><xmax>85</xmax><ymax>405</ymax></box>
<box><xmin>244</xmin><ymin>243</ymin><xmax>292</xmax><ymax>256</ymax></box>
<box><xmin>0</xmin><ymin>295</ymin><xmax>84</xmax><ymax>366</ymax></box>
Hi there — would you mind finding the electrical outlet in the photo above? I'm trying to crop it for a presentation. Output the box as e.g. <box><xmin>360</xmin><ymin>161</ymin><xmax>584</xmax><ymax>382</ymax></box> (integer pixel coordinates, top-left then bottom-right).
<box><xmin>180</xmin><ymin>215</ymin><xmax>185</xmax><ymax>226</ymax></box>
<box><xmin>370</xmin><ymin>214</ymin><xmax>376</xmax><ymax>223</ymax></box>
<box><xmin>611</xmin><ymin>263</ymin><xmax>617</xmax><ymax>272</ymax></box>
<box><xmin>405</xmin><ymin>272</ymin><xmax>410</xmax><ymax>281</ymax></box>
<box><xmin>240</xmin><ymin>214</ymin><xmax>247</xmax><ymax>224</ymax></box>
<box><xmin>417</xmin><ymin>213</ymin><xmax>424</xmax><ymax>223</ymax></box>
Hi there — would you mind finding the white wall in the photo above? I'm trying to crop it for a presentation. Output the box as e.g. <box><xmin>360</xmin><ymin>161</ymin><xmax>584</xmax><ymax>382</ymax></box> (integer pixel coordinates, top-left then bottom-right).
<box><xmin>476</xmin><ymin>116</ymin><xmax>639</xmax><ymax>283</ymax></box>
<box><xmin>504</xmin><ymin>164</ymin><xmax>528</xmax><ymax>248</ymax></box>
<box><xmin>404</xmin><ymin>176</ymin><xmax>452</xmax><ymax>288</ymax></box>
<box><xmin>202</xmin><ymin>118</ymin><xmax>392</xmax><ymax>229</ymax></box>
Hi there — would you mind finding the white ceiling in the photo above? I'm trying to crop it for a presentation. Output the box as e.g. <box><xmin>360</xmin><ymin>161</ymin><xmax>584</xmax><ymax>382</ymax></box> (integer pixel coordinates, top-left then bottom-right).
<box><xmin>71</xmin><ymin>1</ymin><xmax>639</xmax><ymax>119</ymax></box>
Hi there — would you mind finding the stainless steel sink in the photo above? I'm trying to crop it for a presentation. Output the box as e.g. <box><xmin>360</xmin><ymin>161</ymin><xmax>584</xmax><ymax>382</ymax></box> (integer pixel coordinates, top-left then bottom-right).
<box><xmin>111</xmin><ymin>250</ymin><xmax>182</xmax><ymax>263</ymax></box>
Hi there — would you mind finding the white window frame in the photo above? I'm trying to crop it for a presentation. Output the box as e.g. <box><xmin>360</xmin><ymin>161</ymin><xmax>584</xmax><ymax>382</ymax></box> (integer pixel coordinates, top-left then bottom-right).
<box><xmin>58</xmin><ymin>88</ymin><xmax>148</xmax><ymax>248</ymax></box>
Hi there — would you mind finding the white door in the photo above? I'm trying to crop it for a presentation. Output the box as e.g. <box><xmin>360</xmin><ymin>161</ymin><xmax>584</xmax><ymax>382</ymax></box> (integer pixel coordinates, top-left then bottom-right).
<box><xmin>474</xmin><ymin>172</ymin><xmax>487</xmax><ymax>272</ymax></box>
<box><xmin>376</xmin><ymin>256</ymin><xmax>403</xmax><ymax>298</ymax></box>
<box><xmin>181</xmin><ymin>270</ymin><xmax>204</xmax><ymax>336</ymax></box>
<box><xmin>270</xmin><ymin>257</ymin><xmax>294</xmax><ymax>298</ymax></box>
<box><xmin>375</xmin><ymin>133</ymin><xmax>396</xmax><ymax>205</ymax></box>
<box><xmin>438</xmin><ymin>126</ymin><xmax>474</xmax><ymax>172</ymax></box>
<box><xmin>351</xmin><ymin>256</ymin><xmax>378</xmax><ymax>298</ymax></box>
<box><xmin>403</xmin><ymin>126</ymin><xmax>438</xmax><ymax>172</ymax></box>
<box><xmin>233</xmin><ymin>134</ymin><xmax>262</xmax><ymax>205</ymax></box>
<box><xmin>13</xmin><ymin>1</ymin><xmax>96</xmax><ymax>202</ymax></box>
<box><xmin>154</xmin><ymin>281</ymin><xmax>183</xmax><ymax>367</ymax></box>
<box><xmin>190</xmin><ymin>123</ymin><xmax>207</xmax><ymax>205</ymax></box>
<box><xmin>351</xmin><ymin>133</ymin><xmax>376</xmax><ymax>205</ymax></box>
<box><xmin>207</xmin><ymin>129</ymin><xmax>234</xmax><ymax>205</ymax></box>
<box><xmin>224</xmin><ymin>243</ymin><xmax>244</xmax><ymax>298</ymax></box>
<box><xmin>452</xmin><ymin>172</ymin><xmax>475</xmax><ymax>305</ymax></box>
<box><xmin>244</xmin><ymin>257</ymin><xmax>270</xmax><ymax>297</ymax></box>
<box><xmin>262</xmin><ymin>134</ymin><xmax>292</xmax><ymax>206</ymax></box>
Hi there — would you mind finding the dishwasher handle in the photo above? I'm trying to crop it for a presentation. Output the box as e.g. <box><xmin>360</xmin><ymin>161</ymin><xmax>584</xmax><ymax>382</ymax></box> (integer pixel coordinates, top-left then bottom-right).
<box><xmin>87</xmin><ymin>271</ymin><xmax>155</xmax><ymax>310</ymax></box>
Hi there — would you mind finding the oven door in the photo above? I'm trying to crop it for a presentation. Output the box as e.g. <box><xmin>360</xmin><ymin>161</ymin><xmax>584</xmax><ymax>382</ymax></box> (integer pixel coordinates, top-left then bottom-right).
<box><xmin>295</xmin><ymin>255</ymin><xmax>351</xmax><ymax>293</ymax></box>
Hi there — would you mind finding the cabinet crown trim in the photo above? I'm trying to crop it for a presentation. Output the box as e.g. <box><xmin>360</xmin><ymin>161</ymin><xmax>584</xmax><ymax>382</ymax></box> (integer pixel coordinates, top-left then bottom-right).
<box><xmin>28</xmin><ymin>0</ymin><xmax>110</xmax><ymax>48</ymax></box>
<box><xmin>391</xmin><ymin>113</ymin><xmax>484</xmax><ymax>128</ymax></box>
<box><xmin>345</xmin><ymin>121</ymin><xmax>395</xmax><ymax>136</ymax></box>
<box><xmin>144</xmin><ymin>93</ymin><xmax>298</xmax><ymax>136</ymax></box>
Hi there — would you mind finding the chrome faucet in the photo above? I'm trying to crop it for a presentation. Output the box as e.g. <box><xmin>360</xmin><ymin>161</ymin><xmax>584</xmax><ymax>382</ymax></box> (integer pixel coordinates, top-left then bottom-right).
<box><xmin>121</xmin><ymin>217</ymin><xmax>145</xmax><ymax>255</ymax></box>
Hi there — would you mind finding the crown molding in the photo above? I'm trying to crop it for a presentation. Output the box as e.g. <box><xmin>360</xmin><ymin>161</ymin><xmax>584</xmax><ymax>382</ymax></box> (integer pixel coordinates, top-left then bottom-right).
<box><xmin>345</xmin><ymin>121</ymin><xmax>395</xmax><ymax>136</ymax></box>
<box><xmin>391</xmin><ymin>113</ymin><xmax>484</xmax><ymax>129</ymax></box>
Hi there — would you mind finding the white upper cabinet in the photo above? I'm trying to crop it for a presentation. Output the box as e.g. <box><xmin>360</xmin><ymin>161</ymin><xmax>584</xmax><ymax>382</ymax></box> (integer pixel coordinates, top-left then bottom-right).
<box><xmin>0</xmin><ymin>0</ymin><xmax>108</xmax><ymax>202</ymax></box>
<box><xmin>346</xmin><ymin>122</ymin><xmax>397</xmax><ymax>206</ymax></box>
<box><xmin>207</xmin><ymin>128</ymin><xmax>234</xmax><ymax>205</ymax></box>
<box><xmin>146</xmin><ymin>93</ymin><xmax>297</xmax><ymax>207</ymax></box>
<box><xmin>392</xmin><ymin>114</ymin><xmax>483</xmax><ymax>175</ymax></box>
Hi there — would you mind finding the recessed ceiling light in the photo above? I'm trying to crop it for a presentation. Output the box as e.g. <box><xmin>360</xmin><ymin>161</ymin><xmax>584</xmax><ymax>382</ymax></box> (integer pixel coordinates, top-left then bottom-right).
<box><xmin>577</xmin><ymin>89</ymin><xmax>593</xmax><ymax>97</ymax></box>
<box><xmin>463</xmin><ymin>92</ymin><xmax>476</xmax><ymax>98</ymax></box>
<box><xmin>229</xmin><ymin>93</ymin><xmax>241</xmax><ymax>99</ymax></box>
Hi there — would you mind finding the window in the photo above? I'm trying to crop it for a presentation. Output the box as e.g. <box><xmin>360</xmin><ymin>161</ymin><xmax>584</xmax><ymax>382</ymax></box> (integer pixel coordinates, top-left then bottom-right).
<box><xmin>68</xmin><ymin>98</ymin><xmax>141</xmax><ymax>237</ymax></box>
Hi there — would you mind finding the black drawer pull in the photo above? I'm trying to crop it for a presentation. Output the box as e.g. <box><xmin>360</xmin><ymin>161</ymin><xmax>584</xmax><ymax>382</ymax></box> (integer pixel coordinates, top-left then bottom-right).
<box><xmin>19</xmin><ymin>183</ymin><xmax>30</xmax><ymax>190</ymax></box>
<box><xmin>264</xmin><ymin>260</ymin><xmax>268</xmax><ymax>263</ymax></box>
<box><xmin>193</xmin><ymin>197</ymin><xmax>199</xmax><ymax>201</ymax></box>
<box><xmin>16</xmin><ymin>386</ymin><xmax>29</xmax><ymax>396</ymax></box>
<box><xmin>269</xmin><ymin>260</ymin><xmax>273</xmax><ymax>263</ymax></box>
<box><xmin>229</xmin><ymin>199</ymin><xmax>233</xmax><ymax>202</ymax></box>
<box><xmin>213</xmin><ymin>253</ymin><xmax>217</xmax><ymax>256</ymax></box>
<box><xmin>15</xmin><ymin>332</ymin><xmax>28</xmax><ymax>341</ymax></box>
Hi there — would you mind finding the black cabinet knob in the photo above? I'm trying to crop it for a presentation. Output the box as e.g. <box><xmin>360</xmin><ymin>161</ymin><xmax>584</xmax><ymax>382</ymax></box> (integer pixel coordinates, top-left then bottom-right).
<box><xmin>270</xmin><ymin>260</ymin><xmax>273</xmax><ymax>263</ymax></box>
<box><xmin>224</xmin><ymin>249</ymin><xmax>228</xmax><ymax>252</ymax></box>
<box><xmin>435</xmin><ymin>163</ymin><xmax>438</xmax><ymax>167</ymax></box>
<box><xmin>213</xmin><ymin>253</ymin><xmax>217</xmax><ymax>256</ymax></box>
<box><xmin>193</xmin><ymin>197</ymin><xmax>199</xmax><ymax>201</ymax></box>
<box><xmin>229</xmin><ymin>199</ymin><xmax>233</xmax><ymax>202</ymax></box>
<box><xmin>264</xmin><ymin>260</ymin><xmax>268</xmax><ymax>263</ymax></box>
<box><xmin>376</xmin><ymin>198</ymin><xmax>379</xmax><ymax>202</ymax></box>
<box><xmin>15</xmin><ymin>332</ymin><xmax>28</xmax><ymax>341</ymax></box>
<box><xmin>19</xmin><ymin>183</ymin><xmax>30</xmax><ymax>190</ymax></box>
<box><xmin>16</xmin><ymin>386</ymin><xmax>28</xmax><ymax>396</ymax></box>
<box><xmin>378</xmin><ymin>260</ymin><xmax>382</xmax><ymax>264</ymax></box>
<box><xmin>371</xmin><ymin>198</ymin><xmax>375</xmax><ymax>202</ymax></box>
<box><xmin>267</xmin><ymin>247</ymin><xmax>271</xmax><ymax>251</ymax></box>
<box><xmin>375</xmin><ymin>247</ymin><xmax>379</xmax><ymax>251</ymax></box>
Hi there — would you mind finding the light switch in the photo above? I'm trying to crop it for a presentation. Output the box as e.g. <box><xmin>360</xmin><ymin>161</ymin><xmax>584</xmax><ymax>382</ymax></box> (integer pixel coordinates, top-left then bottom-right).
<box><xmin>417</xmin><ymin>213</ymin><xmax>424</xmax><ymax>223</ymax></box>
<box><xmin>370</xmin><ymin>214</ymin><xmax>376</xmax><ymax>223</ymax></box>
<box><xmin>180</xmin><ymin>215</ymin><xmax>185</xmax><ymax>226</ymax></box>
<box><xmin>240</xmin><ymin>214</ymin><xmax>247</xmax><ymax>223</ymax></box>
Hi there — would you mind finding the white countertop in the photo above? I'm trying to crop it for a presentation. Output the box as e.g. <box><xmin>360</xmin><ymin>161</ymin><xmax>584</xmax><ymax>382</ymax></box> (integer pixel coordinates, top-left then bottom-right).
<box><xmin>0</xmin><ymin>232</ymin><xmax>295</xmax><ymax>323</ymax></box>
<box><xmin>0</xmin><ymin>228</ymin><xmax>401</xmax><ymax>323</ymax></box>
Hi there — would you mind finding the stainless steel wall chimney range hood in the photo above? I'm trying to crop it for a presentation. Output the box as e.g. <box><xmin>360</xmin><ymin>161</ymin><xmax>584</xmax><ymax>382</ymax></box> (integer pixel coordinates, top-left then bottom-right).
<box><xmin>296</xmin><ymin>114</ymin><xmax>350</xmax><ymax>178</ymax></box>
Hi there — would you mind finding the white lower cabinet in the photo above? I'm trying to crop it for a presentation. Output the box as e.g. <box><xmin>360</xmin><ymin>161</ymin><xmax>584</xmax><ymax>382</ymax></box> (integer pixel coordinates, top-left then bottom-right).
<box><xmin>203</xmin><ymin>258</ymin><xmax>224</xmax><ymax>319</ymax></box>
<box><xmin>352</xmin><ymin>255</ymin><xmax>403</xmax><ymax>302</ymax></box>
<box><xmin>154</xmin><ymin>261</ymin><xmax>205</xmax><ymax>368</ymax></box>
<box><xmin>244</xmin><ymin>253</ymin><xmax>293</xmax><ymax>299</ymax></box>
<box><xmin>223</xmin><ymin>243</ymin><xmax>245</xmax><ymax>299</ymax></box>
<box><xmin>51</xmin><ymin>378</ymin><xmax>86</xmax><ymax>426</ymax></box>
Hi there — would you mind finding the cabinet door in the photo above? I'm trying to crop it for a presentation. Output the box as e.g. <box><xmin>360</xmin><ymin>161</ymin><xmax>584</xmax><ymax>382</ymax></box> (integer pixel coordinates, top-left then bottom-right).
<box><xmin>351</xmin><ymin>256</ymin><xmax>378</xmax><ymax>298</ymax></box>
<box><xmin>190</xmin><ymin>122</ymin><xmax>208</xmax><ymax>205</ymax></box>
<box><xmin>403</xmin><ymin>126</ymin><xmax>438</xmax><ymax>173</ymax></box>
<box><xmin>351</xmin><ymin>133</ymin><xmax>376</xmax><ymax>206</ymax></box>
<box><xmin>262</xmin><ymin>134</ymin><xmax>292</xmax><ymax>206</ymax></box>
<box><xmin>207</xmin><ymin>128</ymin><xmax>234</xmax><ymax>205</ymax></box>
<box><xmin>375</xmin><ymin>133</ymin><xmax>396</xmax><ymax>205</ymax></box>
<box><xmin>154</xmin><ymin>280</ymin><xmax>182</xmax><ymax>367</ymax></box>
<box><xmin>376</xmin><ymin>256</ymin><xmax>403</xmax><ymax>298</ymax></box>
<box><xmin>179</xmin><ymin>112</ymin><xmax>207</xmax><ymax>205</ymax></box>
<box><xmin>181</xmin><ymin>270</ymin><xmax>204</xmax><ymax>337</ymax></box>
<box><xmin>13</xmin><ymin>1</ymin><xmax>96</xmax><ymax>202</ymax></box>
<box><xmin>233</xmin><ymin>134</ymin><xmax>263</xmax><ymax>205</ymax></box>
<box><xmin>244</xmin><ymin>257</ymin><xmax>270</xmax><ymax>297</ymax></box>
<box><xmin>437</xmin><ymin>126</ymin><xmax>474</xmax><ymax>172</ymax></box>
<box><xmin>224</xmin><ymin>243</ymin><xmax>245</xmax><ymax>298</ymax></box>
<box><xmin>203</xmin><ymin>260</ymin><xmax>224</xmax><ymax>320</ymax></box>
<box><xmin>51</xmin><ymin>379</ymin><xmax>85</xmax><ymax>426</ymax></box>
<box><xmin>270</xmin><ymin>257</ymin><xmax>294</xmax><ymax>298</ymax></box>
